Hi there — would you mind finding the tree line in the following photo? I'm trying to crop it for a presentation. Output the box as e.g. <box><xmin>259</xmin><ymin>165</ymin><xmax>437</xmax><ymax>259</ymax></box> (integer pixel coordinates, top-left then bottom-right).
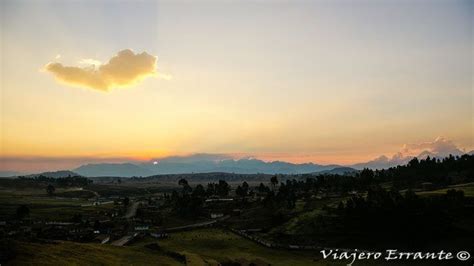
<box><xmin>16</xmin><ymin>175</ymin><xmax>93</xmax><ymax>187</ymax></box>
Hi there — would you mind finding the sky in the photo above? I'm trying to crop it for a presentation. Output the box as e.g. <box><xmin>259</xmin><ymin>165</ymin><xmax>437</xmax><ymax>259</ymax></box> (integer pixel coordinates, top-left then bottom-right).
<box><xmin>0</xmin><ymin>0</ymin><xmax>473</xmax><ymax>172</ymax></box>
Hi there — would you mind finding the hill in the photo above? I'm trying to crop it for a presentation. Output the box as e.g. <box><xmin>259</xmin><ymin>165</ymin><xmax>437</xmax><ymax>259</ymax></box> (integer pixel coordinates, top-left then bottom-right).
<box><xmin>6</xmin><ymin>240</ymin><xmax>180</xmax><ymax>265</ymax></box>
<box><xmin>0</xmin><ymin>171</ymin><xmax>24</xmax><ymax>178</ymax></box>
<box><xmin>314</xmin><ymin>167</ymin><xmax>358</xmax><ymax>175</ymax></box>
<box><xmin>25</xmin><ymin>170</ymin><xmax>82</xmax><ymax>178</ymax></box>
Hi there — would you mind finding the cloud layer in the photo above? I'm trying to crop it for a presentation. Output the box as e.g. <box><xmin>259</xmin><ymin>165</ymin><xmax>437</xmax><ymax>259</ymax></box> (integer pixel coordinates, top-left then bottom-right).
<box><xmin>353</xmin><ymin>137</ymin><xmax>468</xmax><ymax>169</ymax></box>
<box><xmin>45</xmin><ymin>49</ymin><xmax>157</xmax><ymax>91</ymax></box>
<box><xmin>401</xmin><ymin>137</ymin><xmax>464</xmax><ymax>157</ymax></box>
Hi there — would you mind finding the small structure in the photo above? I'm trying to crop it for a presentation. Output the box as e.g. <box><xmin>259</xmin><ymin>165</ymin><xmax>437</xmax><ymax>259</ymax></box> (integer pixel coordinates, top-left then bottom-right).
<box><xmin>205</xmin><ymin>198</ymin><xmax>233</xmax><ymax>203</ymax></box>
<box><xmin>94</xmin><ymin>234</ymin><xmax>110</xmax><ymax>244</ymax></box>
<box><xmin>232</xmin><ymin>209</ymin><xmax>241</xmax><ymax>216</ymax></box>
<box><xmin>242</xmin><ymin>228</ymin><xmax>262</xmax><ymax>233</ymax></box>
<box><xmin>134</xmin><ymin>225</ymin><xmax>150</xmax><ymax>231</ymax></box>
<box><xmin>421</xmin><ymin>182</ymin><xmax>434</xmax><ymax>190</ymax></box>
<box><xmin>150</xmin><ymin>232</ymin><xmax>168</xmax><ymax>239</ymax></box>
<box><xmin>210</xmin><ymin>213</ymin><xmax>224</xmax><ymax>219</ymax></box>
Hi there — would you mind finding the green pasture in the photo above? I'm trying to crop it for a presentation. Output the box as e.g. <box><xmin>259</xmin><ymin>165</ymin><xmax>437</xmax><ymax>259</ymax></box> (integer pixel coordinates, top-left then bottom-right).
<box><xmin>137</xmin><ymin>228</ymin><xmax>321</xmax><ymax>266</ymax></box>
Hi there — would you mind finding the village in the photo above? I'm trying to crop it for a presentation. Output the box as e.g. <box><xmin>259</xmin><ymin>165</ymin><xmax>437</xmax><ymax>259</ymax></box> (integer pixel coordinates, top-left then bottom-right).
<box><xmin>1</xmin><ymin>155</ymin><xmax>474</xmax><ymax>265</ymax></box>
<box><xmin>0</xmin><ymin>174</ymin><xmax>349</xmax><ymax>253</ymax></box>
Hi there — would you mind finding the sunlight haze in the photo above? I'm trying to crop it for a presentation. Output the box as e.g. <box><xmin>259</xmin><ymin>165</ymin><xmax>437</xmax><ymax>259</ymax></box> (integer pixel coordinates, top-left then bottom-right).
<box><xmin>1</xmin><ymin>0</ymin><xmax>472</xmax><ymax>172</ymax></box>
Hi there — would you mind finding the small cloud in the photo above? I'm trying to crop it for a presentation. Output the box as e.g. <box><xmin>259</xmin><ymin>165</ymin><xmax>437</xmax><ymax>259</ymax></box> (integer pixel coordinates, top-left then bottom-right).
<box><xmin>44</xmin><ymin>49</ymin><xmax>167</xmax><ymax>91</ymax></box>
<box><xmin>55</xmin><ymin>54</ymin><xmax>61</xmax><ymax>59</ymax></box>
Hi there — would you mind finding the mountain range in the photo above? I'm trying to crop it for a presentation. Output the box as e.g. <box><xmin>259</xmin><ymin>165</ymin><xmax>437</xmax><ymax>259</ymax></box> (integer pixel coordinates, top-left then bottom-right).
<box><xmin>73</xmin><ymin>155</ymin><xmax>342</xmax><ymax>177</ymax></box>
<box><xmin>71</xmin><ymin>149</ymin><xmax>474</xmax><ymax>177</ymax></box>
<box><xmin>4</xmin><ymin>148</ymin><xmax>473</xmax><ymax>178</ymax></box>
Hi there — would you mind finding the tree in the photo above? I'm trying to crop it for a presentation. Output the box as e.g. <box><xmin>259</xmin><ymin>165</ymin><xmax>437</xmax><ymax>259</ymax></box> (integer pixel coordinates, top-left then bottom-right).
<box><xmin>263</xmin><ymin>191</ymin><xmax>277</xmax><ymax>209</ymax></box>
<box><xmin>123</xmin><ymin>197</ymin><xmax>130</xmax><ymax>207</ymax></box>
<box><xmin>359</xmin><ymin>168</ymin><xmax>374</xmax><ymax>185</ymax></box>
<box><xmin>178</xmin><ymin>178</ymin><xmax>192</xmax><ymax>195</ymax></box>
<box><xmin>235</xmin><ymin>185</ymin><xmax>244</xmax><ymax>197</ymax></box>
<box><xmin>93</xmin><ymin>220</ymin><xmax>101</xmax><ymax>230</ymax></box>
<box><xmin>46</xmin><ymin>184</ymin><xmax>55</xmax><ymax>196</ymax></box>
<box><xmin>71</xmin><ymin>213</ymin><xmax>83</xmax><ymax>223</ymax></box>
<box><xmin>287</xmin><ymin>190</ymin><xmax>297</xmax><ymax>209</ymax></box>
<box><xmin>192</xmin><ymin>184</ymin><xmax>206</xmax><ymax>198</ymax></box>
<box><xmin>258</xmin><ymin>183</ymin><xmax>269</xmax><ymax>194</ymax></box>
<box><xmin>206</xmin><ymin>183</ymin><xmax>216</xmax><ymax>196</ymax></box>
<box><xmin>216</xmin><ymin>180</ymin><xmax>230</xmax><ymax>197</ymax></box>
<box><xmin>270</xmin><ymin>176</ymin><xmax>279</xmax><ymax>191</ymax></box>
<box><xmin>16</xmin><ymin>205</ymin><xmax>30</xmax><ymax>220</ymax></box>
<box><xmin>171</xmin><ymin>190</ymin><xmax>179</xmax><ymax>202</ymax></box>
<box><xmin>182</xmin><ymin>184</ymin><xmax>192</xmax><ymax>195</ymax></box>
<box><xmin>178</xmin><ymin>178</ymin><xmax>188</xmax><ymax>186</ymax></box>
<box><xmin>446</xmin><ymin>189</ymin><xmax>465</xmax><ymax>209</ymax></box>
<box><xmin>337</xmin><ymin>201</ymin><xmax>345</xmax><ymax>211</ymax></box>
<box><xmin>242</xmin><ymin>181</ymin><xmax>249</xmax><ymax>196</ymax></box>
<box><xmin>408</xmin><ymin>157</ymin><xmax>419</xmax><ymax>167</ymax></box>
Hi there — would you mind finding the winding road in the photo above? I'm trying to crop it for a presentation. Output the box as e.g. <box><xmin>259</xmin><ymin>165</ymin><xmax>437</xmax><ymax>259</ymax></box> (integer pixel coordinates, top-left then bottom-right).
<box><xmin>164</xmin><ymin>215</ymin><xmax>230</xmax><ymax>232</ymax></box>
<box><xmin>124</xmin><ymin>201</ymin><xmax>140</xmax><ymax>219</ymax></box>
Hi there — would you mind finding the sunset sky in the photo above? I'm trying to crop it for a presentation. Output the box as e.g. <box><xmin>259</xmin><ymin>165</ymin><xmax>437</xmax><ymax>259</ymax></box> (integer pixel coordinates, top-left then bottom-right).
<box><xmin>1</xmin><ymin>0</ymin><xmax>472</xmax><ymax>172</ymax></box>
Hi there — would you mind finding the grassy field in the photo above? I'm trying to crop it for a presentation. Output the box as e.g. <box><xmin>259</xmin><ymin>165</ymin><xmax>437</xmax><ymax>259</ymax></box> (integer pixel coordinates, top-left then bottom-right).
<box><xmin>133</xmin><ymin>228</ymin><xmax>323</xmax><ymax>266</ymax></box>
<box><xmin>3</xmin><ymin>181</ymin><xmax>472</xmax><ymax>265</ymax></box>
<box><xmin>6</xmin><ymin>240</ymin><xmax>181</xmax><ymax>266</ymax></box>
<box><xmin>265</xmin><ymin>197</ymin><xmax>343</xmax><ymax>237</ymax></box>
<box><xmin>0</xmin><ymin>188</ymin><xmax>114</xmax><ymax>221</ymax></box>
<box><xmin>416</xmin><ymin>182</ymin><xmax>474</xmax><ymax>197</ymax></box>
<box><xmin>5</xmin><ymin>231</ymin><xmax>451</xmax><ymax>266</ymax></box>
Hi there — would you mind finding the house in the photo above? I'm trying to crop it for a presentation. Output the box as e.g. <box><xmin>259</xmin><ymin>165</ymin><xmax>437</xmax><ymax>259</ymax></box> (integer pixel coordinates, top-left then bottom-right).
<box><xmin>134</xmin><ymin>225</ymin><xmax>150</xmax><ymax>231</ymax></box>
<box><xmin>210</xmin><ymin>213</ymin><xmax>224</xmax><ymax>219</ymax></box>
<box><xmin>205</xmin><ymin>198</ymin><xmax>233</xmax><ymax>203</ymax></box>
<box><xmin>150</xmin><ymin>232</ymin><xmax>168</xmax><ymax>239</ymax></box>
<box><xmin>348</xmin><ymin>190</ymin><xmax>358</xmax><ymax>196</ymax></box>
<box><xmin>232</xmin><ymin>209</ymin><xmax>241</xmax><ymax>216</ymax></box>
